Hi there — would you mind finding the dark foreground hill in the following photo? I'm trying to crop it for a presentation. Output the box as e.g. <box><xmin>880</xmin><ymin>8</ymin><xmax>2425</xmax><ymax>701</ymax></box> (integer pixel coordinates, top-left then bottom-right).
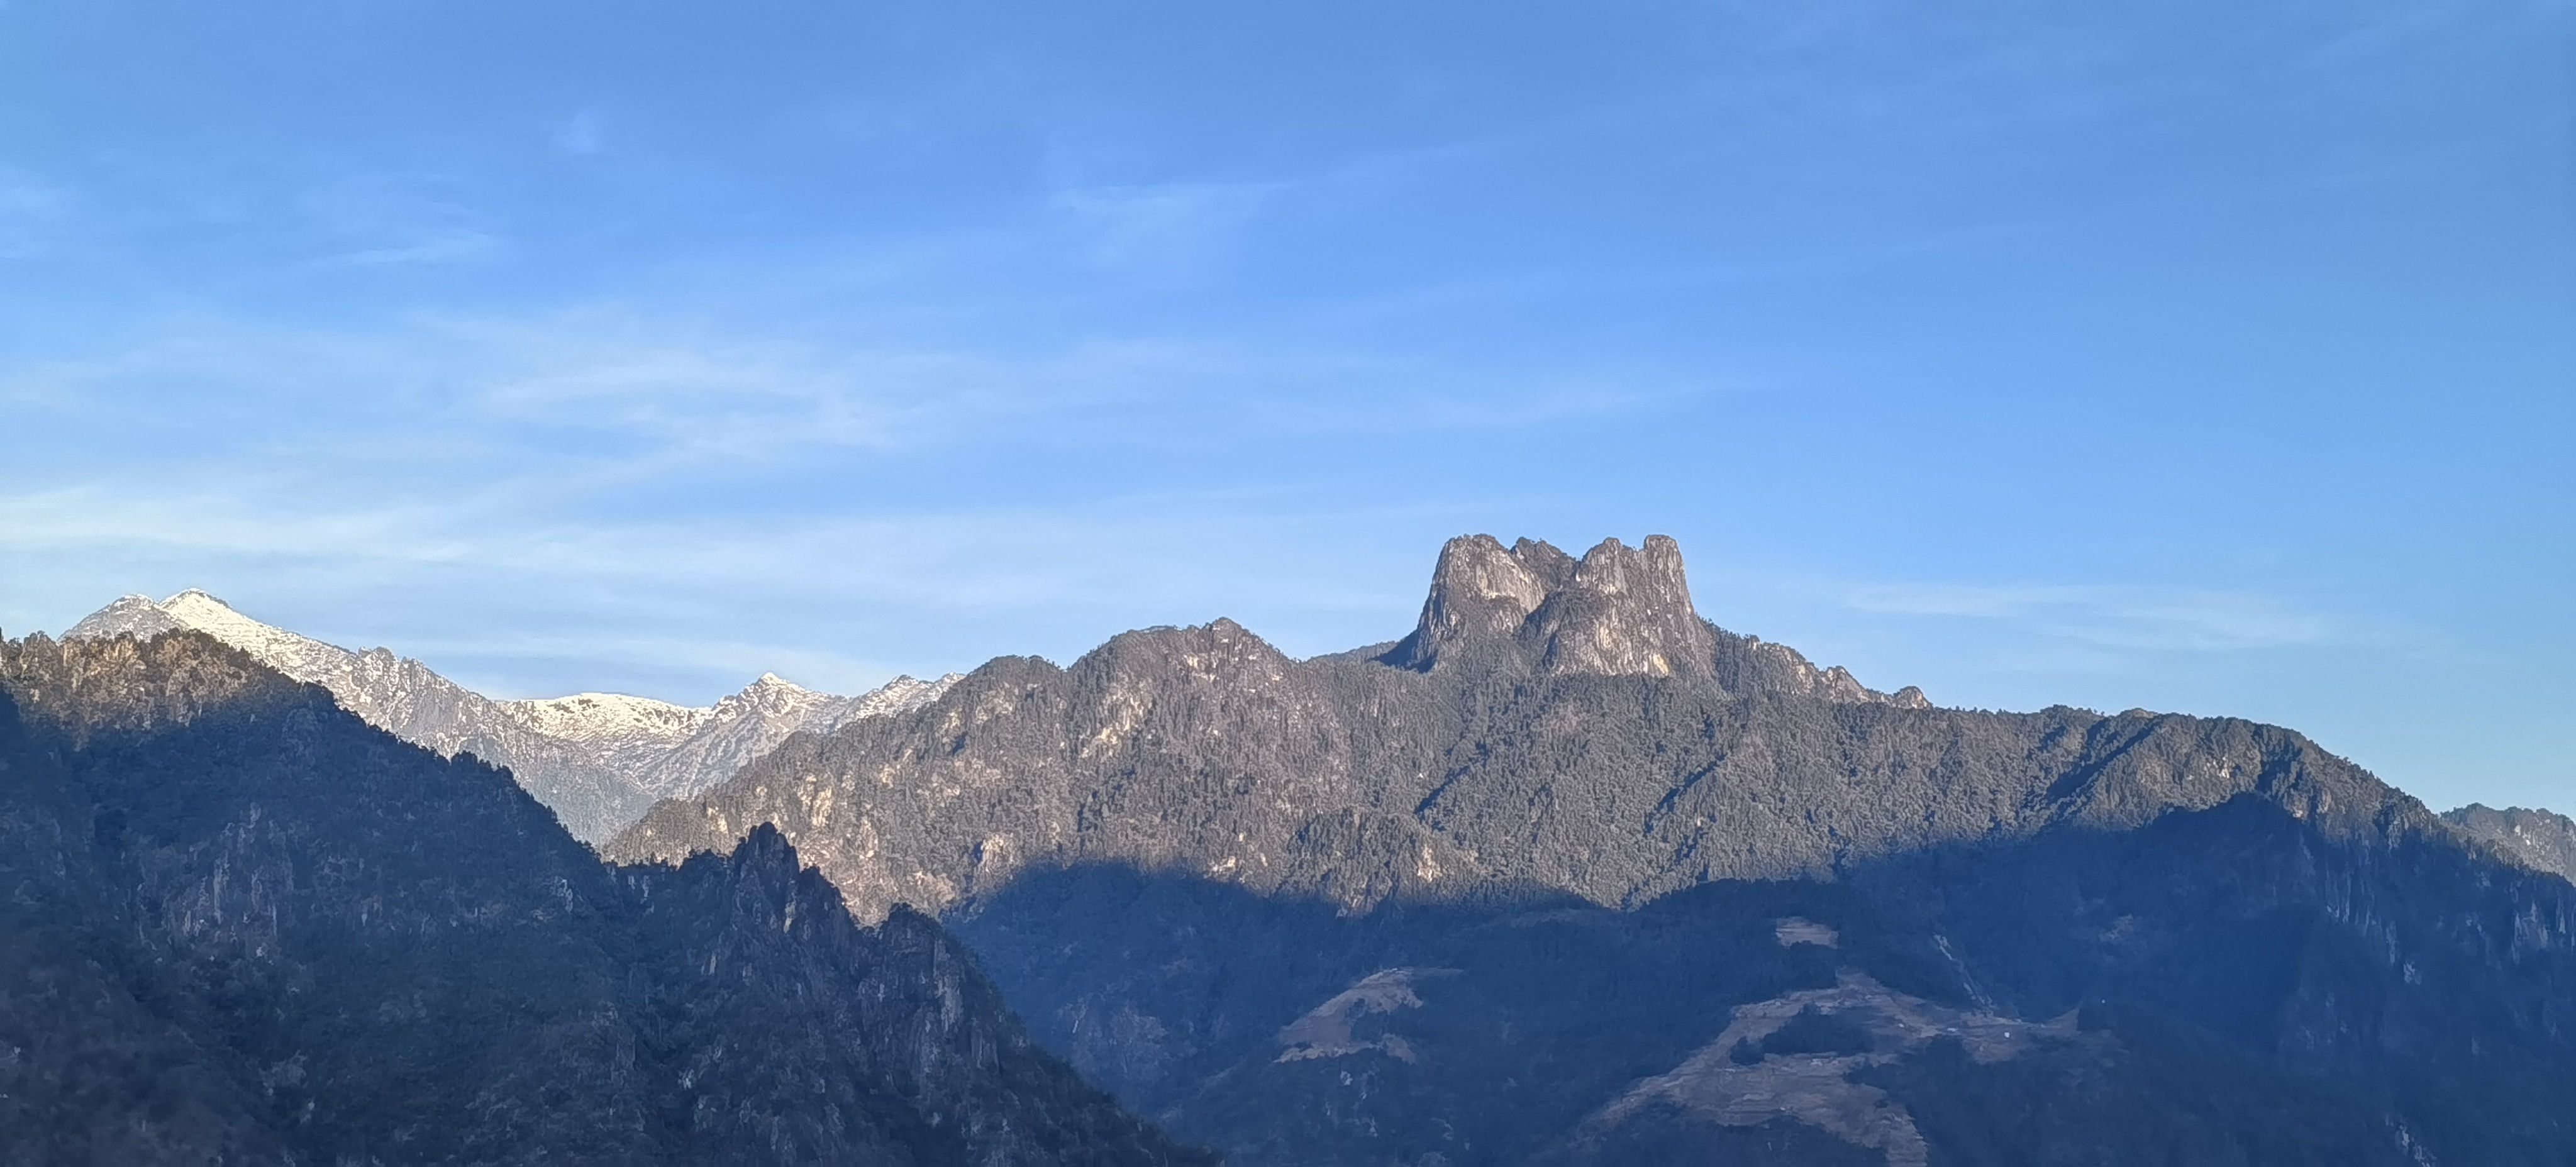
<box><xmin>616</xmin><ymin>533</ymin><xmax>2576</xmax><ymax>1164</ymax></box>
<box><xmin>950</xmin><ymin>794</ymin><xmax>2576</xmax><ymax>1164</ymax></box>
<box><xmin>0</xmin><ymin>631</ymin><xmax>1206</xmax><ymax>1166</ymax></box>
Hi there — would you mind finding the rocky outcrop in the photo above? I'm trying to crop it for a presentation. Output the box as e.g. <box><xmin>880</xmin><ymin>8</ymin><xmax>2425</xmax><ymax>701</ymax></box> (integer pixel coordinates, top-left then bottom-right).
<box><xmin>65</xmin><ymin>590</ymin><xmax>955</xmax><ymax>841</ymax></box>
<box><xmin>630</xmin><ymin>672</ymin><xmax>953</xmax><ymax>804</ymax></box>
<box><xmin>0</xmin><ymin>631</ymin><xmax>1203</xmax><ymax>1166</ymax></box>
<box><xmin>2445</xmin><ymin>802</ymin><xmax>2576</xmax><ymax>879</ymax></box>
<box><xmin>1387</xmin><ymin>534</ymin><xmax>1716</xmax><ymax>678</ymax></box>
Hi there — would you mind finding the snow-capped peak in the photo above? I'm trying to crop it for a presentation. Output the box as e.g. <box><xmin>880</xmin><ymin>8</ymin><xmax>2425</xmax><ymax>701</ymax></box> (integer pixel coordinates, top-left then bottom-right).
<box><xmin>66</xmin><ymin>589</ymin><xmax>358</xmax><ymax>685</ymax></box>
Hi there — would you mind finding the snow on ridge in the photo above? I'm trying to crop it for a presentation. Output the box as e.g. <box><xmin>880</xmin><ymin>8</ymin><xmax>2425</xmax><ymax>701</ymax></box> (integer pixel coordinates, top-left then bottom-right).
<box><xmin>502</xmin><ymin>692</ymin><xmax>713</xmax><ymax>746</ymax></box>
<box><xmin>66</xmin><ymin>595</ymin><xmax>185</xmax><ymax>640</ymax></box>
<box><xmin>843</xmin><ymin>673</ymin><xmax>963</xmax><ymax>721</ymax></box>
<box><xmin>57</xmin><ymin>588</ymin><xmax>959</xmax><ymax>841</ymax></box>
<box><xmin>114</xmin><ymin>589</ymin><xmax>361</xmax><ymax>685</ymax></box>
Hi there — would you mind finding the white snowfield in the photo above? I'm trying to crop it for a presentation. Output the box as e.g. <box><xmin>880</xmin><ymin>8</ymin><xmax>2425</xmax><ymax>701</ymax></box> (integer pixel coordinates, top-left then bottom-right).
<box><xmin>66</xmin><ymin>591</ymin><xmax>958</xmax><ymax>843</ymax></box>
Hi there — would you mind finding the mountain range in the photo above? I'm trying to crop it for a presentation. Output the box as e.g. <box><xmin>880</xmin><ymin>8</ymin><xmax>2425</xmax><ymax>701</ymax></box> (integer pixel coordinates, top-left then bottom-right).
<box><xmin>28</xmin><ymin>533</ymin><xmax>2576</xmax><ymax>1164</ymax></box>
<box><xmin>603</xmin><ymin>533</ymin><xmax>2576</xmax><ymax>1164</ymax></box>
<box><xmin>66</xmin><ymin>590</ymin><xmax>958</xmax><ymax>843</ymax></box>
<box><xmin>609</xmin><ymin>534</ymin><xmax>2434</xmax><ymax>918</ymax></box>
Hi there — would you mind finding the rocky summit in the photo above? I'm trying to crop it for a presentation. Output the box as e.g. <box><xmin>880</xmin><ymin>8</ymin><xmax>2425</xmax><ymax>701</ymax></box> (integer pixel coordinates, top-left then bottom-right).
<box><xmin>1387</xmin><ymin>533</ymin><xmax>1720</xmax><ymax>678</ymax></box>
<box><xmin>0</xmin><ymin>630</ymin><xmax>1205</xmax><ymax>1166</ymax></box>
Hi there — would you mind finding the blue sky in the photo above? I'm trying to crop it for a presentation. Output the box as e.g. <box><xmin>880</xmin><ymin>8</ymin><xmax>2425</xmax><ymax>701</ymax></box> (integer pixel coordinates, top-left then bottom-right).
<box><xmin>1</xmin><ymin>0</ymin><xmax>2567</xmax><ymax>811</ymax></box>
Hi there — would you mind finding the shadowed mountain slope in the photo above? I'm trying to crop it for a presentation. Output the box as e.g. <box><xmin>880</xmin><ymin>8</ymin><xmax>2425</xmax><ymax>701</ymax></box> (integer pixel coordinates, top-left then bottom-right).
<box><xmin>0</xmin><ymin>630</ymin><xmax>1204</xmax><ymax>1166</ymax></box>
<box><xmin>942</xmin><ymin>792</ymin><xmax>2576</xmax><ymax>1165</ymax></box>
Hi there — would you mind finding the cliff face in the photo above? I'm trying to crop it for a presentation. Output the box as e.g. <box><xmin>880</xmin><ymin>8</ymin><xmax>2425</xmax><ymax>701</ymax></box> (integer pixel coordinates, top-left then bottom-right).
<box><xmin>611</xmin><ymin>534</ymin><xmax>2410</xmax><ymax>921</ymax></box>
<box><xmin>1386</xmin><ymin>534</ymin><xmax>1718</xmax><ymax>679</ymax></box>
<box><xmin>0</xmin><ymin>631</ymin><xmax>1203</xmax><ymax>1166</ymax></box>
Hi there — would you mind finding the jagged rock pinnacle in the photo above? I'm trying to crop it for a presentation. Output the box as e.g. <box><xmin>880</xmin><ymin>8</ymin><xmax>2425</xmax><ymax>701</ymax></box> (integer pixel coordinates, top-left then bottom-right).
<box><xmin>1389</xmin><ymin>533</ymin><xmax>1714</xmax><ymax>678</ymax></box>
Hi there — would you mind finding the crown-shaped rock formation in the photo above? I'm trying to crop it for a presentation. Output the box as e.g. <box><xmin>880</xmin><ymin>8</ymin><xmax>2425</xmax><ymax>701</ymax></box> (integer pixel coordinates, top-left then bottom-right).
<box><xmin>1387</xmin><ymin>534</ymin><xmax>1716</xmax><ymax>678</ymax></box>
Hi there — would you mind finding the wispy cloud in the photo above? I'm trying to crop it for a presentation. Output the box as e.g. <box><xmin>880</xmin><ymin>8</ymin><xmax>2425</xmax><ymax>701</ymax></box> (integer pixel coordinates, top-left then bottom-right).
<box><xmin>0</xmin><ymin>166</ymin><xmax>69</xmax><ymax>257</ymax></box>
<box><xmin>1845</xmin><ymin>582</ymin><xmax>2335</xmax><ymax>653</ymax></box>
<box><xmin>297</xmin><ymin>170</ymin><xmax>500</xmax><ymax>267</ymax></box>
<box><xmin>1</xmin><ymin>304</ymin><xmax>1673</xmax><ymax>481</ymax></box>
<box><xmin>555</xmin><ymin>109</ymin><xmax>606</xmax><ymax>156</ymax></box>
<box><xmin>1052</xmin><ymin>179</ymin><xmax>1280</xmax><ymax>276</ymax></box>
<box><xmin>2</xmin><ymin>312</ymin><xmax>953</xmax><ymax>468</ymax></box>
<box><xmin>339</xmin><ymin>226</ymin><xmax>502</xmax><ymax>267</ymax></box>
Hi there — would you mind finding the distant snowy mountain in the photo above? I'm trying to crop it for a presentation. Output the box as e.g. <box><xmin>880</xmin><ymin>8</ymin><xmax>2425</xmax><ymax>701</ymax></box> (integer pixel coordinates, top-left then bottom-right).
<box><xmin>65</xmin><ymin>590</ymin><xmax>957</xmax><ymax>842</ymax></box>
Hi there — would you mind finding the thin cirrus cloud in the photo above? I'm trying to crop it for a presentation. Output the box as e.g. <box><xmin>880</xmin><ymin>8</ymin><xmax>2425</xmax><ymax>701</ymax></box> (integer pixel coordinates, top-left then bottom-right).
<box><xmin>297</xmin><ymin>170</ymin><xmax>501</xmax><ymax>268</ymax></box>
<box><xmin>554</xmin><ymin>109</ymin><xmax>606</xmax><ymax>157</ymax></box>
<box><xmin>1</xmin><ymin>304</ymin><xmax>1696</xmax><ymax>480</ymax></box>
<box><xmin>337</xmin><ymin>227</ymin><xmax>503</xmax><ymax>268</ymax></box>
<box><xmin>0</xmin><ymin>167</ymin><xmax>68</xmax><ymax>257</ymax></box>
<box><xmin>1845</xmin><ymin>582</ymin><xmax>2338</xmax><ymax>655</ymax></box>
<box><xmin>4</xmin><ymin>312</ymin><xmax>965</xmax><ymax>465</ymax></box>
<box><xmin>1051</xmin><ymin>179</ymin><xmax>1284</xmax><ymax>275</ymax></box>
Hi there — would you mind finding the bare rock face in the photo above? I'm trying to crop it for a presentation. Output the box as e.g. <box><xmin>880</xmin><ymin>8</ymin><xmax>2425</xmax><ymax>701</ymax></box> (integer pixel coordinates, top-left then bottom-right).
<box><xmin>1389</xmin><ymin>534</ymin><xmax>1715</xmax><ymax>678</ymax></box>
<box><xmin>1394</xmin><ymin>535</ymin><xmax>1563</xmax><ymax>661</ymax></box>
